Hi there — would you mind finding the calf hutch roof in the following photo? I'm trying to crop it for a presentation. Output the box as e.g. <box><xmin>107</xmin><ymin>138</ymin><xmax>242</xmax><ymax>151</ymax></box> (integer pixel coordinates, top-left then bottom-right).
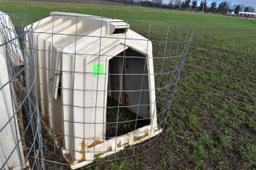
<box><xmin>26</xmin><ymin>12</ymin><xmax>162</xmax><ymax>169</ymax></box>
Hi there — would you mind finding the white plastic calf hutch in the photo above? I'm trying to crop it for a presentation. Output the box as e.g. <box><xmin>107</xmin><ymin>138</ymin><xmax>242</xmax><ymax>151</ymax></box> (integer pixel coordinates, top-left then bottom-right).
<box><xmin>28</xmin><ymin>12</ymin><xmax>162</xmax><ymax>169</ymax></box>
<box><xmin>0</xmin><ymin>12</ymin><xmax>25</xmax><ymax>169</ymax></box>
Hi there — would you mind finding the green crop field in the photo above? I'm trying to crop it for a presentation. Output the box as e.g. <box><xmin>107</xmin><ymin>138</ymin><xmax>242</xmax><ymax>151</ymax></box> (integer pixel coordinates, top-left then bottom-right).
<box><xmin>1</xmin><ymin>1</ymin><xmax>255</xmax><ymax>169</ymax></box>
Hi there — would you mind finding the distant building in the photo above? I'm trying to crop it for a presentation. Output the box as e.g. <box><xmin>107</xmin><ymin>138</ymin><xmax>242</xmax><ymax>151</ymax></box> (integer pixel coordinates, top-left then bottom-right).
<box><xmin>239</xmin><ymin>12</ymin><xmax>256</xmax><ymax>18</ymax></box>
<box><xmin>227</xmin><ymin>11</ymin><xmax>235</xmax><ymax>16</ymax></box>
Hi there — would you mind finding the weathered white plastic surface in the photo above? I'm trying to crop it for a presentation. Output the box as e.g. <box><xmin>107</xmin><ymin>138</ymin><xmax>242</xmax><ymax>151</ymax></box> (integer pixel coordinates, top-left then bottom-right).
<box><xmin>0</xmin><ymin>12</ymin><xmax>23</xmax><ymax>65</ymax></box>
<box><xmin>28</xmin><ymin>12</ymin><xmax>162</xmax><ymax>169</ymax></box>
<box><xmin>0</xmin><ymin>11</ymin><xmax>25</xmax><ymax>170</ymax></box>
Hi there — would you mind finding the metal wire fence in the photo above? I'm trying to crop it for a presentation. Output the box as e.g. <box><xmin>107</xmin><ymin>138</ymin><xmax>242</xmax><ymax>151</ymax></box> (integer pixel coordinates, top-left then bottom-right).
<box><xmin>0</xmin><ymin>11</ymin><xmax>194</xmax><ymax>170</ymax></box>
<box><xmin>26</xmin><ymin>12</ymin><xmax>194</xmax><ymax>169</ymax></box>
<box><xmin>0</xmin><ymin>12</ymin><xmax>44</xmax><ymax>170</ymax></box>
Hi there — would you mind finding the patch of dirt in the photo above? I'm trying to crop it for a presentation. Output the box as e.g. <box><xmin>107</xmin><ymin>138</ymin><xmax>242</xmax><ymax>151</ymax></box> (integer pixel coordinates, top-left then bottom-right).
<box><xmin>143</xmin><ymin>139</ymin><xmax>162</xmax><ymax>169</ymax></box>
<box><xmin>239</xmin><ymin>123</ymin><xmax>256</xmax><ymax>140</ymax></box>
<box><xmin>203</xmin><ymin>116</ymin><xmax>219</xmax><ymax>138</ymax></box>
<box><xmin>142</xmin><ymin>136</ymin><xmax>179</xmax><ymax>170</ymax></box>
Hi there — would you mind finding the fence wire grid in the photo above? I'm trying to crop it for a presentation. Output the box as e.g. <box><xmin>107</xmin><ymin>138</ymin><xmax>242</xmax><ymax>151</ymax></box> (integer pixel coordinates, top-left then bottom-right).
<box><xmin>0</xmin><ymin>12</ymin><xmax>194</xmax><ymax>170</ymax></box>
<box><xmin>0</xmin><ymin>12</ymin><xmax>44</xmax><ymax>170</ymax></box>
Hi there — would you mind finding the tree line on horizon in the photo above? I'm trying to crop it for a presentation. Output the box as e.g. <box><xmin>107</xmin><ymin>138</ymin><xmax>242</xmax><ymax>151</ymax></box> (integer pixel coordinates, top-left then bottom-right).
<box><xmin>110</xmin><ymin>0</ymin><xmax>255</xmax><ymax>15</ymax></box>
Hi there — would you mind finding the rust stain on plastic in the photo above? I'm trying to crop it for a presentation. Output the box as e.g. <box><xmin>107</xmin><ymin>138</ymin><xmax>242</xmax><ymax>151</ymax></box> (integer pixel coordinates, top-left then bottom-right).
<box><xmin>78</xmin><ymin>140</ymin><xmax>86</xmax><ymax>162</ymax></box>
<box><xmin>117</xmin><ymin>141</ymin><xmax>122</xmax><ymax>147</ymax></box>
<box><xmin>133</xmin><ymin>131</ymin><xmax>149</xmax><ymax>141</ymax></box>
<box><xmin>95</xmin><ymin>146</ymin><xmax>112</xmax><ymax>157</ymax></box>
<box><xmin>154</xmin><ymin>126</ymin><xmax>160</xmax><ymax>132</ymax></box>
<box><xmin>87</xmin><ymin>139</ymin><xmax>103</xmax><ymax>148</ymax></box>
<box><xmin>117</xmin><ymin>141</ymin><xmax>129</xmax><ymax>148</ymax></box>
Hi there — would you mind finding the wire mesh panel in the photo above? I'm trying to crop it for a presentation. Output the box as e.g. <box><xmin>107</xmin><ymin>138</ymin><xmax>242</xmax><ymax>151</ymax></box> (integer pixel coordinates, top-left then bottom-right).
<box><xmin>0</xmin><ymin>12</ymin><xmax>44</xmax><ymax>169</ymax></box>
<box><xmin>26</xmin><ymin>12</ymin><xmax>194</xmax><ymax>169</ymax></box>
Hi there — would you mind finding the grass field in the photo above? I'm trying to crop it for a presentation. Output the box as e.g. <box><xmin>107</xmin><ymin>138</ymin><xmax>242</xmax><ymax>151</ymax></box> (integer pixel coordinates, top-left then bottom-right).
<box><xmin>1</xmin><ymin>1</ymin><xmax>256</xmax><ymax>169</ymax></box>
